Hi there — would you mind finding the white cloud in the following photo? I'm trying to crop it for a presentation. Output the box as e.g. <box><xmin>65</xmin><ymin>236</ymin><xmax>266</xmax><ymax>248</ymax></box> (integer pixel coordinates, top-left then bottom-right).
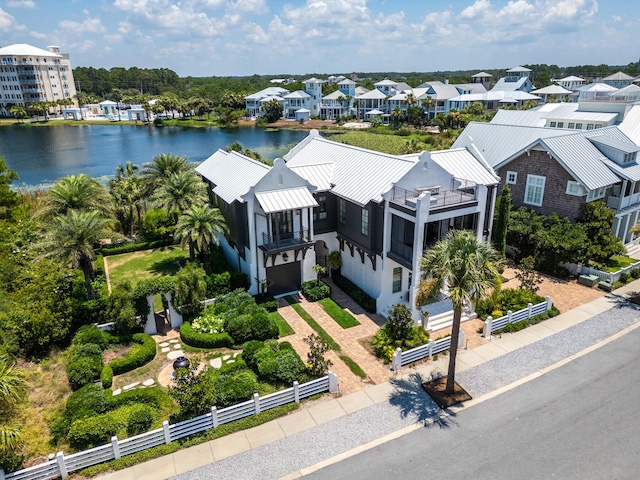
<box><xmin>6</xmin><ymin>0</ymin><xmax>36</xmax><ymax>8</ymax></box>
<box><xmin>59</xmin><ymin>14</ymin><xmax>106</xmax><ymax>33</ymax></box>
<box><xmin>0</xmin><ymin>7</ymin><xmax>18</xmax><ymax>30</ymax></box>
<box><xmin>460</xmin><ymin>0</ymin><xmax>492</xmax><ymax>20</ymax></box>
<box><xmin>30</xmin><ymin>30</ymin><xmax>46</xmax><ymax>38</ymax></box>
<box><xmin>104</xmin><ymin>33</ymin><xmax>123</xmax><ymax>43</ymax></box>
<box><xmin>612</xmin><ymin>15</ymin><xmax>622</xmax><ymax>22</ymax></box>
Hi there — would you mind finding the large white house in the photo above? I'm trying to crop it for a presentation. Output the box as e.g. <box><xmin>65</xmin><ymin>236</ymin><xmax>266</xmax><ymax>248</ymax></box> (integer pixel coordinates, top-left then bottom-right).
<box><xmin>0</xmin><ymin>43</ymin><xmax>76</xmax><ymax>116</ymax></box>
<box><xmin>196</xmin><ymin>130</ymin><xmax>499</xmax><ymax>327</ymax></box>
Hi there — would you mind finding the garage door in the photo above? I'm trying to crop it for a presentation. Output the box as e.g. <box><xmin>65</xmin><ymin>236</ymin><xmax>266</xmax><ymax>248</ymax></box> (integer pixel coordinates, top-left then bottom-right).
<box><xmin>267</xmin><ymin>261</ymin><xmax>301</xmax><ymax>296</ymax></box>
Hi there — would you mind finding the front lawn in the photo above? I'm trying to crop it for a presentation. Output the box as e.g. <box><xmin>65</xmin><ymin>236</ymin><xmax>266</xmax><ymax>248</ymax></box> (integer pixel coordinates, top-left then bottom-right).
<box><xmin>107</xmin><ymin>246</ymin><xmax>189</xmax><ymax>288</ymax></box>
<box><xmin>285</xmin><ymin>296</ymin><xmax>341</xmax><ymax>351</ymax></box>
<box><xmin>270</xmin><ymin>311</ymin><xmax>295</xmax><ymax>337</ymax></box>
<box><xmin>318</xmin><ymin>298</ymin><xmax>360</xmax><ymax>328</ymax></box>
<box><xmin>600</xmin><ymin>255</ymin><xmax>640</xmax><ymax>272</ymax></box>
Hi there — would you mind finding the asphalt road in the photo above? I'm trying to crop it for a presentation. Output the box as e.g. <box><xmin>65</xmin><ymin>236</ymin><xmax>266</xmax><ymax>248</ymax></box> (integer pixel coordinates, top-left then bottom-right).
<box><xmin>304</xmin><ymin>326</ymin><xmax>640</xmax><ymax>480</ymax></box>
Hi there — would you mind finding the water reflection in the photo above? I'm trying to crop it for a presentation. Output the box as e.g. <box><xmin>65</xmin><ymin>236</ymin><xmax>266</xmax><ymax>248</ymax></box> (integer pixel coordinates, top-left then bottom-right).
<box><xmin>0</xmin><ymin>124</ymin><xmax>308</xmax><ymax>188</ymax></box>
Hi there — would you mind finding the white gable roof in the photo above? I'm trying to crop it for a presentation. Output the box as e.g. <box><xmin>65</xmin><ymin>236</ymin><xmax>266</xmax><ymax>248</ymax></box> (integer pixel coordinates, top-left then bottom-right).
<box><xmin>196</xmin><ymin>150</ymin><xmax>270</xmax><ymax>204</ymax></box>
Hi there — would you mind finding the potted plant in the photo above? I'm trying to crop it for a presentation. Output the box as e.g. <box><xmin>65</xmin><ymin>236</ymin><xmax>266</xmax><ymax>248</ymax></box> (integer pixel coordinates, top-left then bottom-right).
<box><xmin>415</xmin><ymin>278</ymin><xmax>438</xmax><ymax>327</ymax></box>
<box><xmin>328</xmin><ymin>251</ymin><xmax>342</xmax><ymax>277</ymax></box>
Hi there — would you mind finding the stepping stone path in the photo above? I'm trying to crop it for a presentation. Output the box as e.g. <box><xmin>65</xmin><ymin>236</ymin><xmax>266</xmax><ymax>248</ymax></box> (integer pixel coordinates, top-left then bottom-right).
<box><xmin>159</xmin><ymin>342</ymin><xmax>169</xmax><ymax>347</ymax></box>
<box><xmin>209</xmin><ymin>357</ymin><xmax>222</xmax><ymax>369</ymax></box>
<box><xmin>112</xmin><ymin>388</ymin><xmax>121</xmax><ymax>396</ymax></box>
<box><xmin>222</xmin><ymin>354</ymin><xmax>231</xmax><ymax>360</ymax></box>
<box><xmin>173</xmin><ymin>344</ymin><xmax>182</xmax><ymax>349</ymax></box>
<box><xmin>167</xmin><ymin>350</ymin><xmax>184</xmax><ymax>360</ymax></box>
<box><xmin>142</xmin><ymin>379</ymin><xmax>155</xmax><ymax>386</ymax></box>
<box><xmin>123</xmin><ymin>382</ymin><xmax>140</xmax><ymax>391</ymax></box>
<box><xmin>161</xmin><ymin>347</ymin><xmax>170</xmax><ymax>353</ymax></box>
<box><xmin>169</xmin><ymin>339</ymin><xmax>179</xmax><ymax>344</ymax></box>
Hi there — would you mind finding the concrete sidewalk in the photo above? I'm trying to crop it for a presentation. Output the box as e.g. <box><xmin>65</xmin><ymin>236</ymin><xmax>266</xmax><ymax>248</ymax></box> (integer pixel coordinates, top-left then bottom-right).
<box><xmin>96</xmin><ymin>283</ymin><xmax>640</xmax><ymax>480</ymax></box>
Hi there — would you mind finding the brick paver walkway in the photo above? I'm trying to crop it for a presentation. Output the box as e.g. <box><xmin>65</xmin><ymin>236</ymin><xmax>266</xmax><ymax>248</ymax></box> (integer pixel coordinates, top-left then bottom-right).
<box><xmin>277</xmin><ymin>299</ymin><xmax>367</xmax><ymax>395</ymax></box>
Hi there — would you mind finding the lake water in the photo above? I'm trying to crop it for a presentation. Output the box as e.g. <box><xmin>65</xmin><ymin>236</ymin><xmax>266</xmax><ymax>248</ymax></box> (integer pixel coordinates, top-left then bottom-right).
<box><xmin>0</xmin><ymin>124</ymin><xmax>309</xmax><ymax>188</ymax></box>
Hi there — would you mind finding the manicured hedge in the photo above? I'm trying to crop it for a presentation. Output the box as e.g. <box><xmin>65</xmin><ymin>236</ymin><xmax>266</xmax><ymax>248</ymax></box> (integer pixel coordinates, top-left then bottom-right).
<box><xmin>101</xmin><ymin>365</ymin><xmax>113</xmax><ymax>389</ymax></box>
<box><xmin>105</xmin><ymin>386</ymin><xmax>173</xmax><ymax>411</ymax></box>
<box><xmin>332</xmin><ymin>275</ymin><xmax>376</xmax><ymax>313</ymax></box>
<box><xmin>66</xmin><ymin>343</ymin><xmax>104</xmax><ymax>390</ymax></box>
<box><xmin>68</xmin><ymin>405</ymin><xmax>141</xmax><ymax>449</ymax></box>
<box><xmin>301</xmin><ymin>280</ymin><xmax>331</xmax><ymax>301</ymax></box>
<box><xmin>180</xmin><ymin>321</ymin><xmax>234</xmax><ymax>349</ymax></box>
<box><xmin>108</xmin><ymin>333</ymin><xmax>156</xmax><ymax>375</ymax></box>
<box><xmin>100</xmin><ymin>238</ymin><xmax>176</xmax><ymax>256</ymax></box>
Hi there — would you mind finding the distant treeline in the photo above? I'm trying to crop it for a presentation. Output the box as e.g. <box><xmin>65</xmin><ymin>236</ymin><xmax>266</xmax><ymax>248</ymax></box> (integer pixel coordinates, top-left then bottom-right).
<box><xmin>72</xmin><ymin>62</ymin><xmax>640</xmax><ymax>101</ymax></box>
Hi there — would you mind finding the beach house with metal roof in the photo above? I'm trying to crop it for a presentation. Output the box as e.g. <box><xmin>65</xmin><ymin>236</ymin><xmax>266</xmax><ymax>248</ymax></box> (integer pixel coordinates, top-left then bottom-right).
<box><xmin>197</xmin><ymin>130</ymin><xmax>500</xmax><ymax>326</ymax></box>
<box><xmin>454</xmin><ymin>122</ymin><xmax>640</xmax><ymax>244</ymax></box>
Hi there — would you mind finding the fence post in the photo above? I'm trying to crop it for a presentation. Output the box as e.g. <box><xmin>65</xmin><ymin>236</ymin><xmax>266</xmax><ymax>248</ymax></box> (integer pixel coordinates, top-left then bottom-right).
<box><xmin>391</xmin><ymin>347</ymin><xmax>402</xmax><ymax>371</ymax></box>
<box><xmin>162</xmin><ymin>420</ymin><xmax>171</xmax><ymax>445</ymax></box>
<box><xmin>111</xmin><ymin>436</ymin><xmax>121</xmax><ymax>460</ymax></box>
<box><xmin>56</xmin><ymin>452</ymin><xmax>68</xmax><ymax>479</ymax></box>
<box><xmin>458</xmin><ymin>328</ymin><xmax>465</xmax><ymax>348</ymax></box>
<box><xmin>427</xmin><ymin>339</ymin><xmax>434</xmax><ymax>359</ymax></box>
<box><xmin>483</xmin><ymin>316</ymin><xmax>492</xmax><ymax>339</ymax></box>
<box><xmin>328</xmin><ymin>371</ymin><xmax>338</xmax><ymax>393</ymax></box>
<box><xmin>507</xmin><ymin>310</ymin><xmax>513</xmax><ymax>324</ymax></box>
<box><xmin>253</xmin><ymin>393</ymin><xmax>261</xmax><ymax>414</ymax></box>
<box><xmin>545</xmin><ymin>296</ymin><xmax>552</xmax><ymax>311</ymax></box>
<box><xmin>293</xmin><ymin>381</ymin><xmax>300</xmax><ymax>403</ymax></box>
<box><xmin>211</xmin><ymin>406</ymin><xmax>219</xmax><ymax>428</ymax></box>
<box><xmin>527</xmin><ymin>302</ymin><xmax>533</xmax><ymax>318</ymax></box>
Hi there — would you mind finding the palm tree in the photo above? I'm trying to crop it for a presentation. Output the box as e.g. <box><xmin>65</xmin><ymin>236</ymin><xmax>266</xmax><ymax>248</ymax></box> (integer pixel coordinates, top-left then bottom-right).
<box><xmin>391</xmin><ymin>106</ymin><xmax>404</xmax><ymax>128</ymax></box>
<box><xmin>110</xmin><ymin>161</ymin><xmax>145</xmax><ymax>236</ymax></box>
<box><xmin>38</xmin><ymin>210</ymin><xmax>115</xmax><ymax>299</ymax></box>
<box><xmin>353</xmin><ymin>98</ymin><xmax>362</xmax><ymax>120</ymax></box>
<box><xmin>174</xmin><ymin>203</ymin><xmax>228</xmax><ymax>274</ymax></box>
<box><xmin>9</xmin><ymin>105</ymin><xmax>27</xmax><ymax>123</ymax></box>
<box><xmin>420</xmin><ymin>230</ymin><xmax>502</xmax><ymax>394</ymax></box>
<box><xmin>0</xmin><ymin>355</ymin><xmax>27</xmax><ymax>450</ymax></box>
<box><xmin>142</xmin><ymin>153</ymin><xmax>191</xmax><ymax>188</ymax></box>
<box><xmin>38</xmin><ymin>174</ymin><xmax>112</xmax><ymax>219</ymax></box>
<box><xmin>154</xmin><ymin>170</ymin><xmax>207</xmax><ymax>223</ymax></box>
<box><xmin>421</xmin><ymin>96</ymin><xmax>436</xmax><ymax>119</ymax></box>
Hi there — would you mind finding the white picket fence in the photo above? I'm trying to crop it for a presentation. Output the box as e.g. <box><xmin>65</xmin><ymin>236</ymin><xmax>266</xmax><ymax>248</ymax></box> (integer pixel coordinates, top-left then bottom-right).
<box><xmin>390</xmin><ymin>297</ymin><xmax>553</xmax><ymax>371</ymax></box>
<box><xmin>482</xmin><ymin>297</ymin><xmax>552</xmax><ymax>339</ymax></box>
<box><xmin>562</xmin><ymin>261</ymin><xmax>640</xmax><ymax>284</ymax></box>
<box><xmin>0</xmin><ymin>373</ymin><xmax>338</xmax><ymax>480</ymax></box>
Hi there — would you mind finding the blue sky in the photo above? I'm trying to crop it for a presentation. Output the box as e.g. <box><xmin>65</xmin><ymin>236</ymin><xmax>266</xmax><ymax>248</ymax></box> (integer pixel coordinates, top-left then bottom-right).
<box><xmin>0</xmin><ymin>0</ymin><xmax>638</xmax><ymax>77</ymax></box>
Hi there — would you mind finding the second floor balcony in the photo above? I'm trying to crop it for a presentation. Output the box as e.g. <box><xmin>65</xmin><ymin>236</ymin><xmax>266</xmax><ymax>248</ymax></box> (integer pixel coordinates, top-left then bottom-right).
<box><xmin>607</xmin><ymin>191</ymin><xmax>640</xmax><ymax>211</ymax></box>
<box><xmin>392</xmin><ymin>184</ymin><xmax>478</xmax><ymax>211</ymax></box>
<box><xmin>261</xmin><ymin>229</ymin><xmax>312</xmax><ymax>252</ymax></box>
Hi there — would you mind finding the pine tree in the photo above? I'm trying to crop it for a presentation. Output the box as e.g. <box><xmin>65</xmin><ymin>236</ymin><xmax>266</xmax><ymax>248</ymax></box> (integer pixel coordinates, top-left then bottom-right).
<box><xmin>494</xmin><ymin>185</ymin><xmax>511</xmax><ymax>256</ymax></box>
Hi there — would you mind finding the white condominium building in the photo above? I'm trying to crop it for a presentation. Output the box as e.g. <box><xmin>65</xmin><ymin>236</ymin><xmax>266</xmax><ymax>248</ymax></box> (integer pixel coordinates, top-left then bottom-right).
<box><xmin>0</xmin><ymin>43</ymin><xmax>77</xmax><ymax>116</ymax></box>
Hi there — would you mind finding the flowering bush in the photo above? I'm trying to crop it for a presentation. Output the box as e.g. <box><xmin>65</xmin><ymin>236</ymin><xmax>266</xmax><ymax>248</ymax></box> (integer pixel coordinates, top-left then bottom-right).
<box><xmin>192</xmin><ymin>310</ymin><xmax>225</xmax><ymax>334</ymax></box>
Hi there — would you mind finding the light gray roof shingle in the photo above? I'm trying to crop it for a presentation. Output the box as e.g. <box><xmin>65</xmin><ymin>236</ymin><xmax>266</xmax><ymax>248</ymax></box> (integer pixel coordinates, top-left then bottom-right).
<box><xmin>255</xmin><ymin>187</ymin><xmax>318</xmax><ymax>214</ymax></box>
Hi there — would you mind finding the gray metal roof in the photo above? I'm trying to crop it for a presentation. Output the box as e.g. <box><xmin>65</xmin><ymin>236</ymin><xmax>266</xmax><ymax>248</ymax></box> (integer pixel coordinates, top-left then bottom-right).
<box><xmin>491</xmin><ymin>76</ymin><xmax>530</xmax><ymax>92</ymax></box>
<box><xmin>601</xmin><ymin>157</ymin><xmax>640</xmax><ymax>182</ymax></box>
<box><xmin>542</xmin><ymin>107</ymin><xmax>618</xmax><ymax>123</ymax></box>
<box><xmin>288</xmin><ymin>163</ymin><xmax>334</xmax><ymax>191</ymax></box>
<box><xmin>472</xmin><ymin>72</ymin><xmax>492</xmax><ymax>77</ymax></box>
<box><xmin>283</xmin><ymin>90</ymin><xmax>311</xmax><ymax>99</ymax></box>
<box><xmin>507</xmin><ymin>66</ymin><xmax>532</xmax><ymax>72</ymax></box>
<box><xmin>255</xmin><ymin>187</ymin><xmax>318</xmax><ymax>214</ymax></box>
<box><xmin>531</xmin><ymin>84</ymin><xmax>573</xmax><ymax>95</ymax></box>
<box><xmin>375</xmin><ymin>79</ymin><xmax>398</xmax><ymax>86</ymax></box>
<box><xmin>537</xmin><ymin>134</ymin><xmax>622</xmax><ymax>190</ymax></box>
<box><xmin>357</xmin><ymin>89</ymin><xmax>387</xmax><ymax>99</ymax></box>
<box><xmin>430</xmin><ymin>149</ymin><xmax>499</xmax><ymax>185</ymax></box>
<box><xmin>418</xmin><ymin>81</ymin><xmax>460</xmax><ymax>100</ymax></box>
<box><xmin>619</xmin><ymin>105</ymin><xmax>640</xmax><ymax>145</ymax></box>
<box><xmin>0</xmin><ymin>43</ymin><xmax>61</xmax><ymax>57</ymax></box>
<box><xmin>588</xmin><ymin>135</ymin><xmax>640</xmax><ymax>153</ymax></box>
<box><xmin>454</xmin><ymin>83</ymin><xmax>487</xmax><ymax>94</ymax></box>
<box><xmin>490</xmin><ymin>109</ymin><xmax>547</xmax><ymax>127</ymax></box>
<box><xmin>604</xmin><ymin>71</ymin><xmax>635</xmax><ymax>81</ymax></box>
<box><xmin>285</xmin><ymin>134</ymin><xmax>416</xmax><ymax>206</ymax></box>
<box><xmin>195</xmin><ymin>150</ymin><xmax>270</xmax><ymax>204</ymax></box>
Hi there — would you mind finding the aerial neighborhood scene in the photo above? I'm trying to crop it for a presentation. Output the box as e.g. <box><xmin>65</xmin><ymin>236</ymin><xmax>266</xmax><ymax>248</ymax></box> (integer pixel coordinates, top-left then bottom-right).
<box><xmin>2</xmin><ymin>0</ymin><xmax>640</xmax><ymax>479</ymax></box>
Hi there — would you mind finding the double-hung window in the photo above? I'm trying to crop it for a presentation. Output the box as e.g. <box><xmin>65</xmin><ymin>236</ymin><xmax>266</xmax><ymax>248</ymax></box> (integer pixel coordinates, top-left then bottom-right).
<box><xmin>361</xmin><ymin>208</ymin><xmax>369</xmax><ymax>236</ymax></box>
<box><xmin>338</xmin><ymin>199</ymin><xmax>346</xmax><ymax>224</ymax></box>
<box><xmin>524</xmin><ymin>175</ymin><xmax>545</xmax><ymax>207</ymax></box>
<box><xmin>392</xmin><ymin>267</ymin><xmax>402</xmax><ymax>293</ymax></box>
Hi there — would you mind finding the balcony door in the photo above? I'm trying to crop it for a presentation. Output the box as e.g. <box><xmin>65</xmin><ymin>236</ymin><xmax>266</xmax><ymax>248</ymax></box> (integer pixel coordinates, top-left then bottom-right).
<box><xmin>272</xmin><ymin>210</ymin><xmax>294</xmax><ymax>241</ymax></box>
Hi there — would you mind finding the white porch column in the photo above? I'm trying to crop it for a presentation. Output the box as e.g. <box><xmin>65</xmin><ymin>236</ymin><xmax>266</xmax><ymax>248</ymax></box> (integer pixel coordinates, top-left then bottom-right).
<box><xmin>623</xmin><ymin>213</ymin><xmax>632</xmax><ymax>245</ymax></box>
<box><xmin>144</xmin><ymin>295</ymin><xmax>156</xmax><ymax>334</ymax></box>
<box><xmin>165</xmin><ymin>293</ymin><xmax>183</xmax><ymax>329</ymax></box>
<box><xmin>410</xmin><ymin>191</ymin><xmax>431</xmax><ymax>325</ymax></box>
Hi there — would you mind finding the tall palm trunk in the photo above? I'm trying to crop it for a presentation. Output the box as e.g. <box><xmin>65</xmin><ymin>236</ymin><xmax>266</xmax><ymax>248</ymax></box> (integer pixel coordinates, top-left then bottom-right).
<box><xmin>203</xmin><ymin>250</ymin><xmax>212</xmax><ymax>275</ymax></box>
<box><xmin>446</xmin><ymin>307</ymin><xmax>462</xmax><ymax>393</ymax></box>
<box><xmin>79</xmin><ymin>255</ymin><xmax>95</xmax><ymax>300</ymax></box>
<box><xmin>188</xmin><ymin>239</ymin><xmax>195</xmax><ymax>261</ymax></box>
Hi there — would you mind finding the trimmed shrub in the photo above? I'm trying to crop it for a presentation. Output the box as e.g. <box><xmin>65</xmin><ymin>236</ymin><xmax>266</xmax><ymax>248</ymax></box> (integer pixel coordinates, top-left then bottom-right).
<box><xmin>224</xmin><ymin>310</ymin><xmax>278</xmax><ymax>344</ymax></box>
<box><xmin>333</xmin><ymin>275</ymin><xmax>376</xmax><ymax>313</ymax></box>
<box><xmin>101</xmin><ymin>365</ymin><xmax>113</xmax><ymax>389</ymax></box>
<box><xmin>100</xmin><ymin>238</ymin><xmax>175</xmax><ymax>256</ymax></box>
<box><xmin>68</xmin><ymin>409</ymin><xmax>128</xmax><ymax>449</ymax></box>
<box><xmin>108</xmin><ymin>333</ymin><xmax>156</xmax><ymax>375</ymax></box>
<box><xmin>126</xmin><ymin>405</ymin><xmax>154</xmax><ymax>436</ymax></box>
<box><xmin>63</xmin><ymin>384</ymin><xmax>107</xmax><ymax>422</ymax></box>
<box><xmin>106</xmin><ymin>387</ymin><xmax>173</xmax><ymax>411</ymax></box>
<box><xmin>205</xmin><ymin>271</ymin><xmax>231</xmax><ymax>298</ymax></box>
<box><xmin>72</xmin><ymin>325</ymin><xmax>110</xmax><ymax>348</ymax></box>
<box><xmin>301</xmin><ymin>281</ymin><xmax>331</xmax><ymax>301</ymax></box>
<box><xmin>372</xmin><ymin>326</ymin><xmax>430</xmax><ymax>364</ymax></box>
<box><xmin>214</xmin><ymin>370</ymin><xmax>258</xmax><ymax>407</ymax></box>
<box><xmin>619</xmin><ymin>272</ymin><xmax>631</xmax><ymax>284</ymax></box>
<box><xmin>180</xmin><ymin>322</ymin><xmax>234</xmax><ymax>349</ymax></box>
<box><xmin>241</xmin><ymin>340</ymin><xmax>266</xmax><ymax>371</ymax></box>
<box><xmin>66</xmin><ymin>343</ymin><xmax>104</xmax><ymax>390</ymax></box>
<box><xmin>631</xmin><ymin>268</ymin><xmax>640</xmax><ymax>279</ymax></box>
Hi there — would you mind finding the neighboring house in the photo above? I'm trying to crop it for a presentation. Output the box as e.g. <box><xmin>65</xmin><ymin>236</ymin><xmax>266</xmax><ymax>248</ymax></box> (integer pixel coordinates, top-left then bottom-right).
<box><xmin>603</xmin><ymin>71</ymin><xmax>635</xmax><ymax>89</ymax></box>
<box><xmin>453</xmin><ymin>122</ymin><xmax>640</xmax><ymax>244</ymax></box>
<box><xmin>530</xmin><ymin>84</ymin><xmax>575</xmax><ymax>103</ymax></box>
<box><xmin>283</xmin><ymin>90</ymin><xmax>312</xmax><ymax>120</ymax></box>
<box><xmin>446</xmin><ymin>90</ymin><xmax>540</xmax><ymax>113</ymax></box>
<box><xmin>491</xmin><ymin>66</ymin><xmax>534</xmax><ymax>93</ymax></box>
<box><xmin>0</xmin><ymin>43</ymin><xmax>76</xmax><ymax>116</ymax></box>
<box><xmin>553</xmin><ymin>75</ymin><xmax>585</xmax><ymax>91</ymax></box>
<box><xmin>196</xmin><ymin>130</ymin><xmax>500</xmax><ymax>325</ymax></box>
<box><xmin>471</xmin><ymin>71</ymin><xmax>492</xmax><ymax>91</ymax></box>
<box><xmin>244</xmin><ymin>86</ymin><xmax>289</xmax><ymax>118</ymax></box>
